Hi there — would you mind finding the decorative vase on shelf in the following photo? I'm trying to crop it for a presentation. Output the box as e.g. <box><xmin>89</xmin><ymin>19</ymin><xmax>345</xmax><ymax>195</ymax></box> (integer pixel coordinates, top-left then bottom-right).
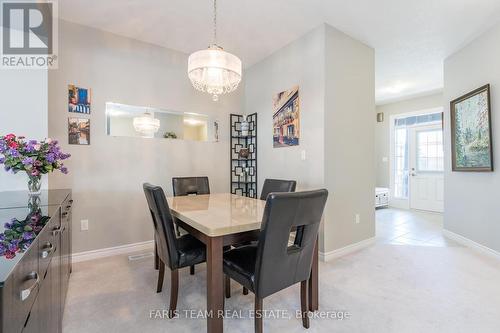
<box><xmin>240</xmin><ymin>119</ymin><xmax>249</xmax><ymax>137</ymax></box>
<box><xmin>27</xmin><ymin>174</ymin><xmax>42</xmax><ymax>196</ymax></box>
<box><xmin>238</xmin><ymin>148</ymin><xmax>250</xmax><ymax>159</ymax></box>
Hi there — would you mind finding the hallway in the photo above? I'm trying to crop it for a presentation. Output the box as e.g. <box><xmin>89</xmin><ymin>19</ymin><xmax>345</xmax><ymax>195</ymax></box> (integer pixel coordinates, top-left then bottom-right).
<box><xmin>376</xmin><ymin>208</ymin><xmax>460</xmax><ymax>247</ymax></box>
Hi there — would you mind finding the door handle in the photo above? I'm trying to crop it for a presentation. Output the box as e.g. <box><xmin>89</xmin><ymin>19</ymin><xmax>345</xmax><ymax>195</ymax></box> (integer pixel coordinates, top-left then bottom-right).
<box><xmin>41</xmin><ymin>242</ymin><xmax>54</xmax><ymax>258</ymax></box>
<box><xmin>20</xmin><ymin>272</ymin><xmax>40</xmax><ymax>301</ymax></box>
<box><xmin>52</xmin><ymin>226</ymin><xmax>62</xmax><ymax>236</ymax></box>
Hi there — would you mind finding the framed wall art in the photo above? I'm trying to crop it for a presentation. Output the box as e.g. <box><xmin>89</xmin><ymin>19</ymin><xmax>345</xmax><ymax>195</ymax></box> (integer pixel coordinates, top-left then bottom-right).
<box><xmin>273</xmin><ymin>86</ymin><xmax>300</xmax><ymax>148</ymax></box>
<box><xmin>450</xmin><ymin>84</ymin><xmax>493</xmax><ymax>171</ymax></box>
<box><xmin>68</xmin><ymin>84</ymin><xmax>91</xmax><ymax>114</ymax></box>
<box><xmin>68</xmin><ymin>118</ymin><xmax>90</xmax><ymax>145</ymax></box>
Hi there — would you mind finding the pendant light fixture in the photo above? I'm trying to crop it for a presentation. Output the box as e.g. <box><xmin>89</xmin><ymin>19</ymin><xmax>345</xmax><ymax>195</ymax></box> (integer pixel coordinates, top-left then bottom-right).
<box><xmin>188</xmin><ymin>0</ymin><xmax>242</xmax><ymax>102</ymax></box>
<box><xmin>133</xmin><ymin>112</ymin><xmax>160</xmax><ymax>138</ymax></box>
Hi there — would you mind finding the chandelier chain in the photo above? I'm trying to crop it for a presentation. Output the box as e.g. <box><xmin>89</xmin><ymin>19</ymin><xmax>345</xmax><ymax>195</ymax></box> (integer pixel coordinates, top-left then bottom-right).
<box><xmin>213</xmin><ymin>0</ymin><xmax>217</xmax><ymax>45</ymax></box>
<box><xmin>188</xmin><ymin>0</ymin><xmax>242</xmax><ymax>101</ymax></box>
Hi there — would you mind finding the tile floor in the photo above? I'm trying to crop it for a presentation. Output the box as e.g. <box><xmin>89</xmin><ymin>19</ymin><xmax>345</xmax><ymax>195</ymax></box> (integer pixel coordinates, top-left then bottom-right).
<box><xmin>376</xmin><ymin>208</ymin><xmax>460</xmax><ymax>247</ymax></box>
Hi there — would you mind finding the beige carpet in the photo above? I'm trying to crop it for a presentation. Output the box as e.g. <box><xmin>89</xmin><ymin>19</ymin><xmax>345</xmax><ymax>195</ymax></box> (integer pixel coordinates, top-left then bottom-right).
<box><xmin>63</xmin><ymin>242</ymin><xmax>500</xmax><ymax>333</ymax></box>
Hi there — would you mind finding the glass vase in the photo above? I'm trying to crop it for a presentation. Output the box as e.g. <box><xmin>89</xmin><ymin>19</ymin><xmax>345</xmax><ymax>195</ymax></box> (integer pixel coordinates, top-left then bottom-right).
<box><xmin>27</xmin><ymin>174</ymin><xmax>42</xmax><ymax>196</ymax></box>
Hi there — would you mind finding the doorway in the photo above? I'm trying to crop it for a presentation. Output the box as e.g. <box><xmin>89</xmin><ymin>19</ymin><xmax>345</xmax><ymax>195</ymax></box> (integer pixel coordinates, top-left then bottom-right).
<box><xmin>390</xmin><ymin>110</ymin><xmax>444</xmax><ymax>213</ymax></box>
<box><xmin>409</xmin><ymin>125</ymin><xmax>444</xmax><ymax>212</ymax></box>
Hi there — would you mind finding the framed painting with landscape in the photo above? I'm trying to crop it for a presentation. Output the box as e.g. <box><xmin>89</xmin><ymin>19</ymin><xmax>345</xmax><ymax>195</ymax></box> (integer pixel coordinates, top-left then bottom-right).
<box><xmin>450</xmin><ymin>84</ymin><xmax>493</xmax><ymax>172</ymax></box>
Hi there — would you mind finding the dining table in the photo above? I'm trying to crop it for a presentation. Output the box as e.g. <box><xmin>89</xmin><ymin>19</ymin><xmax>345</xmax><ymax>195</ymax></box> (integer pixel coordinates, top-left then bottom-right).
<box><xmin>166</xmin><ymin>193</ymin><xmax>319</xmax><ymax>333</ymax></box>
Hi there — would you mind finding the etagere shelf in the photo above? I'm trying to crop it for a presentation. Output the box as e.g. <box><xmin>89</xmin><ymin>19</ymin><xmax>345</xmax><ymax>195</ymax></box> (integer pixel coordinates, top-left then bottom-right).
<box><xmin>230</xmin><ymin>113</ymin><xmax>257</xmax><ymax>198</ymax></box>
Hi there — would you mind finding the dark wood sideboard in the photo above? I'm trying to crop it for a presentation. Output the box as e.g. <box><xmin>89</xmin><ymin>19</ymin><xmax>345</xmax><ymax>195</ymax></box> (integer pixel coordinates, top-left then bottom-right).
<box><xmin>0</xmin><ymin>190</ymin><xmax>72</xmax><ymax>333</ymax></box>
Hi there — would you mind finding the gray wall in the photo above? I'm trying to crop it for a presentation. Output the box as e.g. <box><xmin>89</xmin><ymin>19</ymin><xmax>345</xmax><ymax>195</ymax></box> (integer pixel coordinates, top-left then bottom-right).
<box><xmin>244</xmin><ymin>26</ymin><xmax>326</xmax><ymax>249</ymax></box>
<box><xmin>323</xmin><ymin>25</ymin><xmax>376</xmax><ymax>252</ymax></box>
<box><xmin>443</xmin><ymin>22</ymin><xmax>500</xmax><ymax>252</ymax></box>
<box><xmin>375</xmin><ymin>93</ymin><xmax>443</xmax><ymax>187</ymax></box>
<box><xmin>48</xmin><ymin>21</ymin><xmax>242</xmax><ymax>253</ymax></box>
<box><xmin>244</xmin><ymin>25</ymin><xmax>326</xmax><ymax>192</ymax></box>
<box><xmin>244</xmin><ymin>24</ymin><xmax>376</xmax><ymax>253</ymax></box>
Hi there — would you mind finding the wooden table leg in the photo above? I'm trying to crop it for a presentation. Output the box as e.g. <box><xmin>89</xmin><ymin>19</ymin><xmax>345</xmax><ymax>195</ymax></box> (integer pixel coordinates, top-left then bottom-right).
<box><xmin>207</xmin><ymin>236</ymin><xmax>224</xmax><ymax>333</ymax></box>
<box><xmin>308</xmin><ymin>237</ymin><xmax>319</xmax><ymax>311</ymax></box>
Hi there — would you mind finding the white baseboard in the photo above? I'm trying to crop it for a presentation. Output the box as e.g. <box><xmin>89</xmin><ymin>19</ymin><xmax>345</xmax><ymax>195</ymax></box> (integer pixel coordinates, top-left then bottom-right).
<box><xmin>443</xmin><ymin>229</ymin><xmax>500</xmax><ymax>260</ymax></box>
<box><xmin>75</xmin><ymin>237</ymin><xmax>377</xmax><ymax>264</ymax></box>
<box><xmin>72</xmin><ymin>240</ymin><xmax>154</xmax><ymax>263</ymax></box>
<box><xmin>320</xmin><ymin>237</ymin><xmax>375</xmax><ymax>262</ymax></box>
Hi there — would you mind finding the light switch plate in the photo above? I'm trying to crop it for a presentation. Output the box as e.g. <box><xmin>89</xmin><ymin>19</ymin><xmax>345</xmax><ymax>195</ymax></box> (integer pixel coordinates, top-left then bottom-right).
<box><xmin>81</xmin><ymin>219</ymin><xmax>89</xmax><ymax>231</ymax></box>
<box><xmin>301</xmin><ymin>150</ymin><xmax>306</xmax><ymax>160</ymax></box>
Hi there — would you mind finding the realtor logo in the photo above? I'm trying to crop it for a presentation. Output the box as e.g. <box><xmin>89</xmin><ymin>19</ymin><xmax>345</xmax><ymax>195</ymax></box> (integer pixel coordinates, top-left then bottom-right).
<box><xmin>1</xmin><ymin>0</ymin><xmax>58</xmax><ymax>68</ymax></box>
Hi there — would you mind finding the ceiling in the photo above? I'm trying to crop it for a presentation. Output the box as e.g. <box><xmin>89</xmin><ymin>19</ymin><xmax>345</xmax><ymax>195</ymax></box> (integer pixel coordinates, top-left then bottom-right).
<box><xmin>59</xmin><ymin>0</ymin><xmax>500</xmax><ymax>104</ymax></box>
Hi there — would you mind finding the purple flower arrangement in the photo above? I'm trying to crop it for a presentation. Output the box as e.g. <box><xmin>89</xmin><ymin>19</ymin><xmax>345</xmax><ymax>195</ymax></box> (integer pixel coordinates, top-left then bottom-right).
<box><xmin>0</xmin><ymin>209</ymin><xmax>49</xmax><ymax>259</ymax></box>
<box><xmin>0</xmin><ymin>134</ymin><xmax>71</xmax><ymax>177</ymax></box>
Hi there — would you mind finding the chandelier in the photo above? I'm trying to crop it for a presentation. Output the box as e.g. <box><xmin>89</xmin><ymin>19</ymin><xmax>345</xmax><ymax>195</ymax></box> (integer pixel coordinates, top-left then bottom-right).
<box><xmin>133</xmin><ymin>112</ymin><xmax>160</xmax><ymax>138</ymax></box>
<box><xmin>188</xmin><ymin>0</ymin><xmax>242</xmax><ymax>102</ymax></box>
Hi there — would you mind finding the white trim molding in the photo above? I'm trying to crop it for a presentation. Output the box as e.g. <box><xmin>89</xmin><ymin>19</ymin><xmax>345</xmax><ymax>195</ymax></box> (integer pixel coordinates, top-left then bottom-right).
<box><xmin>72</xmin><ymin>240</ymin><xmax>154</xmax><ymax>263</ymax></box>
<box><xmin>320</xmin><ymin>237</ymin><xmax>375</xmax><ymax>262</ymax></box>
<box><xmin>443</xmin><ymin>229</ymin><xmax>500</xmax><ymax>260</ymax></box>
<box><xmin>74</xmin><ymin>237</ymin><xmax>378</xmax><ymax>264</ymax></box>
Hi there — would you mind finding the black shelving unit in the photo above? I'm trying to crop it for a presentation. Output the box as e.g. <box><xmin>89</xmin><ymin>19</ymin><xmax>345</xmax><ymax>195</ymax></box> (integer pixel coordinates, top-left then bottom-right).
<box><xmin>230</xmin><ymin>113</ymin><xmax>257</xmax><ymax>198</ymax></box>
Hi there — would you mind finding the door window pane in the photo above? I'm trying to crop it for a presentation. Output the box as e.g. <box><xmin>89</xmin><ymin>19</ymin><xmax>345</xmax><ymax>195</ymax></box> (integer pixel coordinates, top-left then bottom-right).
<box><xmin>417</xmin><ymin>129</ymin><xmax>444</xmax><ymax>172</ymax></box>
<box><xmin>394</xmin><ymin>128</ymin><xmax>408</xmax><ymax>198</ymax></box>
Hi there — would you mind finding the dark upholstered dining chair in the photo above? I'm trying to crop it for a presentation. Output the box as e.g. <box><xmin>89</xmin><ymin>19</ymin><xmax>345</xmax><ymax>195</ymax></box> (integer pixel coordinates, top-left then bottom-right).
<box><xmin>143</xmin><ymin>183</ymin><xmax>207</xmax><ymax>318</ymax></box>
<box><xmin>169</xmin><ymin>176</ymin><xmax>210</xmax><ymax>275</ymax></box>
<box><xmin>172</xmin><ymin>176</ymin><xmax>210</xmax><ymax>196</ymax></box>
<box><xmin>227</xmin><ymin>178</ymin><xmax>298</xmax><ymax>296</ymax></box>
<box><xmin>223</xmin><ymin>190</ymin><xmax>328</xmax><ymax>333</ymax></box>
<box><xmin>260</xmin><ymin>179</ymin><xmax>297</xmax><ymax>200</ymax></box>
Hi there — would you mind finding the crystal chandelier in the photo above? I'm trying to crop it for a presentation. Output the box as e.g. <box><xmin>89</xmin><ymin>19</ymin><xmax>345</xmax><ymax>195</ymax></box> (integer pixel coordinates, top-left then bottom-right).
<box><xmin>188</xmin><ymin>0</ymin><xmax>242</xmax><ymax>102</ymax></box>
<box><xmin>133</xmin><ymin>112</ymin><xmax>160</xmax><ymax>138</ymax></box>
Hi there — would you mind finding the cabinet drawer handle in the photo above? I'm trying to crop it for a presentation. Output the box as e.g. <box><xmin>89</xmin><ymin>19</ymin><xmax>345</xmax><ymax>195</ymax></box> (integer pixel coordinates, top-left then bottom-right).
<box><xmin>62</xmin><ymin>212</ymin><xmax>68</xmax><ymax>217</ymax></box>
<box><xmin>41</xmin><ymin>242</ymin><xmax>54</xmax><ymax>258</ymax></box>
<box><xmin>52</xmin><ymin>226</ymin><xmax>62</xmax><ymax>236</ymax></box>
<box><xmin>66</xmin><ymin>205</ymin><xmax>71</xmax><ymax>210</ymax></box>
<box><xmin>20</xmin><ymin>272</ymin><xmax>39</xmax><ymax>301</ymax></box>
<box><xmin>69</xmin><ymin>200</ymin><xmax>74</xmax><ymax>204</ymax></box>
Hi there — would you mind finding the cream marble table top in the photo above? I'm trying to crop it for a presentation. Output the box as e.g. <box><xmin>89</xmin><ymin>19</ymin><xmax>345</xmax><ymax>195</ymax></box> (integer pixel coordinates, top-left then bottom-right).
<box><xmin>166</xmin><ymin>193</ymin><xmax>266</xmax><ymax>237</ymax></box>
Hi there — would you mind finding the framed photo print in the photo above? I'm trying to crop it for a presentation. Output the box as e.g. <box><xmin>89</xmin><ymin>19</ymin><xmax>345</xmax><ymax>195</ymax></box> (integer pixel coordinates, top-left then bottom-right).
<box><xmin>273</xmin><ymin>85</ymin><xmax>300</xmax><ymax>148</ymax></box>
<box><xmin>68</xmin><ymin>84</ymin><xmax>91</xmax><ymax>114</ymax></box>
<box><xmin>450</xmin><ymin>84</ymin><xmax>493</xmax><ymax>172</ymax></box>
<box><xmin>68</xmin><ymin>118</ymin><xmax>90</xmax><ymax>145</ymax></box>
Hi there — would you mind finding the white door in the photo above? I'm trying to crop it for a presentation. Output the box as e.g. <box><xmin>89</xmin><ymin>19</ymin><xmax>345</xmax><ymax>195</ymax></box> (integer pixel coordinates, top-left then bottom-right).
<box><xmin>409</xmin><ymin>125</ymin><xmax>444</xmax><ymax>212</ymax></box>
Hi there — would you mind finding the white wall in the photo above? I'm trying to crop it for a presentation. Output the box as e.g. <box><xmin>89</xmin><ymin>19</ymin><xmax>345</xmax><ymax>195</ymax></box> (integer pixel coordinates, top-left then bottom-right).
<box><xmin>375</xmin><ymin>93</ymin><xmax>443</xmax><ymax>187</ymax></box>
<box><xmin>0</xmin><ymin>67</ymin><xmax>48</xmax><ymax>190</ymax></box>
<box><xmin>443</xmin><ymin>22</ymin><xmax>500</xmax><ymax>252</ymax></box>
<box><xmin>323</xmin><ymin>25</ymin><xmax>375</xmax><ymax>252</ymax></box>
<box><xmin>244</xmin><ymin>24</ymin><xmax>376</xmax><ymax>253</ymax></box>
<box><xmin>49</xmin><ymin>21</ymin><xmax>242</xmax><ymax>253</ymax></box>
